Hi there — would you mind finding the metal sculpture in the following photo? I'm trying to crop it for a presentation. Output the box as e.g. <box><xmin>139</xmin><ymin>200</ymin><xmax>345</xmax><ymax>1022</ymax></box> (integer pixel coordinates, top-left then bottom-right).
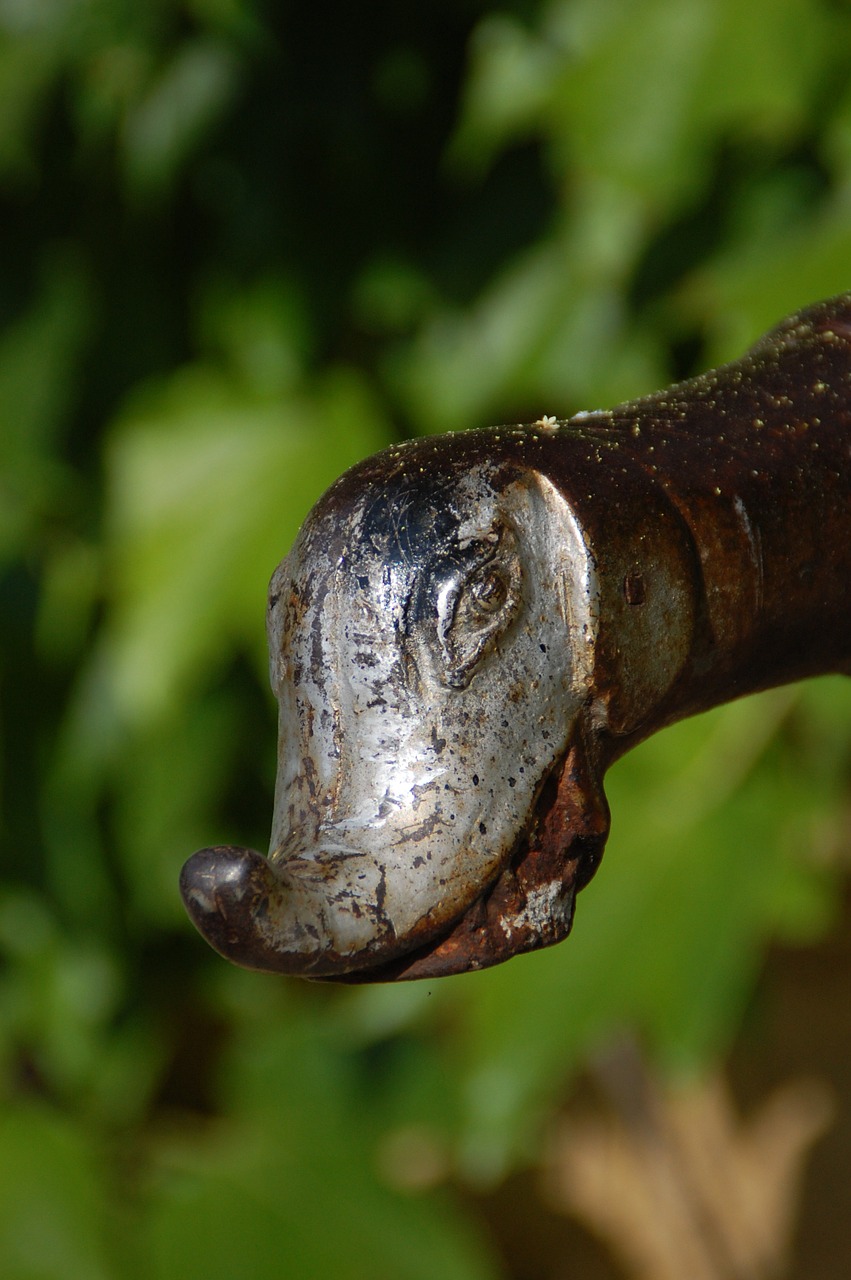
<box><xmin>180</xmin><ymin>294</ymin><xmax>851</xmax><ymax>981</ymax></box>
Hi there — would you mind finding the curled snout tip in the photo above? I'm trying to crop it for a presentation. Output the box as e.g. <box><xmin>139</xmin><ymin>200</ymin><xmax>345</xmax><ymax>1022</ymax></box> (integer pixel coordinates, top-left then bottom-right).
<box><xmin>179</xmin><ymin>844</ymin><xmax>289</xmax><ymax>973</ymax></box>
<box><xmin>179</xmin><ymin>843</ymin><xmax>396</xmax><ymax>977</ymax></box>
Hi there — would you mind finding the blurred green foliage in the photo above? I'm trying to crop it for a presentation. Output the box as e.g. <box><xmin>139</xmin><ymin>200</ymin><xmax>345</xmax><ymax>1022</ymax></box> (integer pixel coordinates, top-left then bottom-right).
<box><xmin>2</xmin><ymin>0</ymin><xmax>851</xmax><ymax>1275</ymax></box>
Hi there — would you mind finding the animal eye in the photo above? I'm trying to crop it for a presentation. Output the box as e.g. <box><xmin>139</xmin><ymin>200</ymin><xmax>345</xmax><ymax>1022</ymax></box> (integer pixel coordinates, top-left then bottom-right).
<box><xmin>468</xmin><ymin>569</ymin><xmax>509</xmax><ymax>617</ymax></box>
<box><xmin>431</xmin><ymin>538</ymin><xmax>523</xmax><ymax>688</ymax></box>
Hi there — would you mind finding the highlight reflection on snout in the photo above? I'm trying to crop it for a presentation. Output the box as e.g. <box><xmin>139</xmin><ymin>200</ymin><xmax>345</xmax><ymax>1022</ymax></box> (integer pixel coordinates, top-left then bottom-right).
<box><xmin>179</xmin><ymin>841</ymin><xmax>400</xmax><ymax>977</ymax></box>
<box><xmin>179</xmin><ymin>844</ymin><xmax>282</xmax><ymax>965</ymax></box>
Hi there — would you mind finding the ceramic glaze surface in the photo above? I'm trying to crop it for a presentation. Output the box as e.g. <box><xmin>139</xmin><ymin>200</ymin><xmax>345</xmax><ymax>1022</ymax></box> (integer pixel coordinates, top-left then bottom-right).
<box><xmin>181</xmin><ymin>295</ymin><xmax>851</xmax><ymax>980</ymax></box>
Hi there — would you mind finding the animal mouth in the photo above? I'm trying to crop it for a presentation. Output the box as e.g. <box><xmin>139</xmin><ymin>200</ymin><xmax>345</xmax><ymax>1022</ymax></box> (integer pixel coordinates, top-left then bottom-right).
<box><xmin>179</xmin><ymin>737</ymin><xmax>610</xmax><ymax>982</ymax></box>
<box><xmin>334</xmin><ymin>763</ymin><xmax>608</xmax><ymax>981</ymax></box>
<box><xmin>178</xmin><ymin>832</ymin><xmax>585</xmax><ymax>982</ymax></box>
<box><xmin>344</xmin><ymin>731</ymin><xmax>611</xmax><ymax>980</ymax></box>
<box><xmin>331</xmin><ymin>857</ymin><xmax>581</xmax><ymax>981</ymax></box>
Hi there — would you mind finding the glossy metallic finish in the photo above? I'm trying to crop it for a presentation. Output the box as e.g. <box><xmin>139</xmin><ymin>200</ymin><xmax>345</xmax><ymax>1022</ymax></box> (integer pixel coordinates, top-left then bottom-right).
<box><xmin>181</xmin><ymin>294</ymin><xmax>851</xmax><ymax>980</ymax></box>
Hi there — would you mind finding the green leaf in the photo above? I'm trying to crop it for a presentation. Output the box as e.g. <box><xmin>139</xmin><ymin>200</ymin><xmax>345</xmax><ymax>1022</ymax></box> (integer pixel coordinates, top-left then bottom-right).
<box><xmin>144</xmin><ymin>990</ymin><xmax>499</xmax><ymax>1280</ymax></box>
<box><xmin>399</xmin><ymin>234</ymin><xmax>664</xmax><ymax>433</ymax></box>
<box><xmin>449</xmin><ymin>15</ymin><xmax>561</xmax><ymax>175</ymax></box>
<box><xmin>682</xmin><ymin>191</ymin><xmax>851</xmax><ymax>363</ymax></box>
<box><xmin>0</xmin><ymin>1104</ymin><xmax>114</xmax><ymax>1280</ymax></box>
<box><xmin>0</xmin><ymin>250</ymin><xmax>92</xmax><ymax>563</ymax></box>
<box><xmin>121</xmin><ymin>38</ymin><xmax>241</xmax><ymax>196</ymax></box>
<box><xmin>447</xmin><ymin>685</ymin><xmax>843</xmax><ymax>1182</ymax></box>
<box><xmin>91</xmin><ymin>364</ymin><xmax>390</xmax><ymax>729</ymax></box>
<box><xmin>113</xmin><ymin>687</ymin><xmax>253</xmax><ymax>927</ymax></box>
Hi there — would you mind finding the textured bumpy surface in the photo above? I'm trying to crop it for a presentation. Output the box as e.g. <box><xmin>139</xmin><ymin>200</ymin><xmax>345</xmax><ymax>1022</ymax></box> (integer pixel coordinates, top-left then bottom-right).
<box><xmin>180</xmin><ymin>294</ymin><xmax>851</xmax><ymax>981</ymax></box>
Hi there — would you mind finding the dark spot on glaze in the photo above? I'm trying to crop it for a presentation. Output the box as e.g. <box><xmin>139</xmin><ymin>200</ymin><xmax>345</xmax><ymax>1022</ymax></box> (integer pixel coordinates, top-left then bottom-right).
<box><xmin>623</xmin><ymin>570</ymin><xmax>646</xmax><ymax>606</ymax></box>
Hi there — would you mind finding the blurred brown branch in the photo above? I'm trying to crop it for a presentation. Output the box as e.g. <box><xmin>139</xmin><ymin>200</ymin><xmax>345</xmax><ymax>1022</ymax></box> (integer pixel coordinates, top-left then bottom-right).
<box><xmin>544</xmin><ymin>1041</ymin><xmax>833</xmax><ymax>1280</ymax></box>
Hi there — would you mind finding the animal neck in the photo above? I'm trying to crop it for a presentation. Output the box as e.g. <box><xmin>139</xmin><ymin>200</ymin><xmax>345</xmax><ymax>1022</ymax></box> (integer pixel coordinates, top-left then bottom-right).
<box><xmin>592</xmin><ymin>434</ymin><xmax>851</xmax><ymax>763</ymax></box>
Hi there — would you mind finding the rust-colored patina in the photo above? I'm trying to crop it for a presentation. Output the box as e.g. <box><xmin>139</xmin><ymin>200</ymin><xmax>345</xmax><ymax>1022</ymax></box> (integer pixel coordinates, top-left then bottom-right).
<box><xmin>180</xmin><ymin>294</ymin><xmax>851</xmax><ymax>981</ymax></box>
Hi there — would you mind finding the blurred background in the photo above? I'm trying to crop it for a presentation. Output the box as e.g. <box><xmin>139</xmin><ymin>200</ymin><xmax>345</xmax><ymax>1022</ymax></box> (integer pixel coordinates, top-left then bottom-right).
<box><xmin>2</xmin><ymin>0</ymin><xmax>851</xmax><ymax>1275</ymax></box>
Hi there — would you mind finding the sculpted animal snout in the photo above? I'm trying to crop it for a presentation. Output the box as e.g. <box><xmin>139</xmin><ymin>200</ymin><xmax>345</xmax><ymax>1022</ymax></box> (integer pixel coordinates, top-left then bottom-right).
<box><xmin>182</xmin><ymin>460</ymin><xmax>596</xmax><ymax>977</ymax></box>
<box><xmin>181</xmin><ymin>293</ymin><xmax>851</xmax><ymax>980</ymax></box>
<box><xmin>179</xmin><ymin>841</ymin><xmax>396</xmax><ymax>976</ymax></box>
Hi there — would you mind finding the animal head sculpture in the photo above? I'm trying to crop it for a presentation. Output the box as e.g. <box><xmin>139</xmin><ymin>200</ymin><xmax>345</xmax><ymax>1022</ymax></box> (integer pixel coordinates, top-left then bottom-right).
<box><xmin>181</xmin><ymin>295</ymin><xmax>851</xmax><ymax>980</ymax></box>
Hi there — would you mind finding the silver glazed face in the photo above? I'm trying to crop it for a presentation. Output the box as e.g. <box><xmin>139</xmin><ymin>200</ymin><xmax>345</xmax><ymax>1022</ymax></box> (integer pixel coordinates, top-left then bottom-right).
<box><xmin>181</xmin><ymin>441</ymin><xmax>598</xmax><ymax>977</ymax></box>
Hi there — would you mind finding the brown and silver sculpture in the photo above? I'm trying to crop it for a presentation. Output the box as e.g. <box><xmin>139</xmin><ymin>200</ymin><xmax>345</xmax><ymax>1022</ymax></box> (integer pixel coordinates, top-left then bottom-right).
<box><xmin>180</xmin><ymin>294</ymin><xmax>851</xmax><ymax>981</ymax></box>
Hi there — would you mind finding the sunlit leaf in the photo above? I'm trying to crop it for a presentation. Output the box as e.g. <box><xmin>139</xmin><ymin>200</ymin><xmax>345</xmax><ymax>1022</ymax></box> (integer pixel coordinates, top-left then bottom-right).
<box><xmin>122</xmin><ymin>38</ymin><xmax>241</xmax><ymax>196</ymax></box>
